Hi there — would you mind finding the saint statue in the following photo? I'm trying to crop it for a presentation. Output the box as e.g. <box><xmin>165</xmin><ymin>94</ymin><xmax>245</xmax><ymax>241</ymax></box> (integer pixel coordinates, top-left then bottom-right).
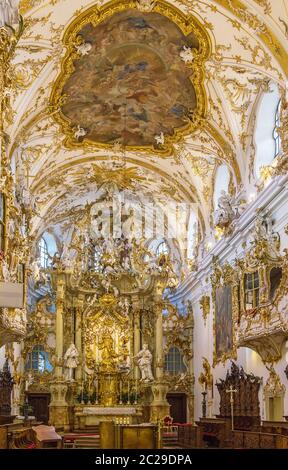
<box><xmin>98</xmin><ymin>330</ymin><xmax>118</xmax><ymax>372</ymax></box>
<box><xmin>0</xmin><ymin>0</ymin><xmax>19</xmax><ymax>28</ymax></box>
<box><xmin>134</xmin><ymin>343</ymin><xmax>154</xmax><ymax>382</ymax></box>
<box><xmin>64</xmin><ymin>343</ymin><xmax>79</xmax><ymax>380</ymax></box>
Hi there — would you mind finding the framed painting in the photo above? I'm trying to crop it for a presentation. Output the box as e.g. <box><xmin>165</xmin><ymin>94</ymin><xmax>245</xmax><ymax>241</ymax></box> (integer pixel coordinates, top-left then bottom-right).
<box><xmin>214</xmin><ymin>284</ymin><xmax>235</xmax><ymax>364</ymax></box>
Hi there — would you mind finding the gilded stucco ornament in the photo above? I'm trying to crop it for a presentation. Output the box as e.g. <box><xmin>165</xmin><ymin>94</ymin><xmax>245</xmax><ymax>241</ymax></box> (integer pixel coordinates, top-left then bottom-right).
<box><xmin>263</xmin><ymin>364</ymin><xmax>285</xmax><ymax>396</ymax></box>
<box><xmin>199</xmin><ymin>295</ymin><xmax>210</xmax><ymax>325</ymax></box>
<box><xmin>198</xmin><ymin>357</ymin><xmax>213</xmax><ymax>391</ymax></box>
<box><xmin>212</xmin><ymin>214</ymin><xmax>288</xmax><ymax>364</ymax></box>
<box><xmin>273</xmin><ymin>87</ymin><xmax>288</xmax><ymax>174</ymax></box>
<box><xmin>0</xmin><ymin>16</ymin><xmax>31</xmax><ymax>347</ymax></box>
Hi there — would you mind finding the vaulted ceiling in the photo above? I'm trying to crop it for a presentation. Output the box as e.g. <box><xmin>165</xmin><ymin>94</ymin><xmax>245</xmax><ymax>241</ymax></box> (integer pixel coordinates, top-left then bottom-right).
<box><xmin>7</xmin><ymin>0</ymin><xmax>288</xmax><ymax>240</ymax></box>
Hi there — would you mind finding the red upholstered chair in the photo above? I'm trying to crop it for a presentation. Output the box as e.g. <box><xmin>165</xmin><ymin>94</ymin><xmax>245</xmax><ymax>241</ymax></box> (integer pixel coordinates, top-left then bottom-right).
<box><xmin>162</xmin><ymin>416</ymin><xmax>178</xmax><ymax>436</ymax></box>
<box><xmin>163</xmin><ymin>415</ymin><xmax>173</xmax><ymax>427</ymax></box>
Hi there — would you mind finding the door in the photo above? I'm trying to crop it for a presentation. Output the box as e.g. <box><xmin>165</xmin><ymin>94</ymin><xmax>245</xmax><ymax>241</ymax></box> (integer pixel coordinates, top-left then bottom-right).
<box><xmin>167</xmin><ymin>393</ymin><xmax>187</xmax><ymax>423</ymax></box>
<box><xmin>27</xmin><ymin>393</ymin><xmax>50</xmax><ymax>424</ymax></box>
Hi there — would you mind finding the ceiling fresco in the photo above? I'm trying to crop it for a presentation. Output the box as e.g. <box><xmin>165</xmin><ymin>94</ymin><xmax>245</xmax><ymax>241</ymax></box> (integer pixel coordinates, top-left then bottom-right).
<box><xmin>61</xmin><ymin>9</ymin><xmax>199</xmax><ymax>148</ymax></box>
<box><xmin>5</xmin><ymin>0</ymin><xmax>288</xmax><ymax>240</ymax></box>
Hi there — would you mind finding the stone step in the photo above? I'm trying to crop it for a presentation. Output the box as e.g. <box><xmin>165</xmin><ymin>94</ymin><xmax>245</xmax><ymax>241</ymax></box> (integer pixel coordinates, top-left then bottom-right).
<box><xmin>73</xmin><ymin>438</ymin><xmax>100</xmax><ymax>449</ymax></box>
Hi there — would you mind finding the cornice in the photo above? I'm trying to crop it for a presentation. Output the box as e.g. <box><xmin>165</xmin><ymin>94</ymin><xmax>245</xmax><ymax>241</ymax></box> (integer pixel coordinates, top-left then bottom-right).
<box><xmin>172</xmin><ymin>174</ymin><xmax>288</xmax><ymax>301</ymax></box>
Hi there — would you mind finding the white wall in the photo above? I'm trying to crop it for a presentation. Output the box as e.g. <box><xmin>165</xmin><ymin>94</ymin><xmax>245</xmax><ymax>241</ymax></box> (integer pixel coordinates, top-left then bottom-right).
<box><xmin>173</xmin><ymin>174</ymin><xmax>288</xmax><ymax>422</ymax></box>
<box><xmin>254</xmin><ymin>83</ymin><xmax>280</xmax><ymax>179</ymax></box>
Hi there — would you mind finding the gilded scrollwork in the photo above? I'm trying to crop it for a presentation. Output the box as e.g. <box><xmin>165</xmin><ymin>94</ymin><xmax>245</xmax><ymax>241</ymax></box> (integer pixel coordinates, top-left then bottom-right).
<box><xmin>210</xmin><ymin>214</ymin><xmax>288</xmax><ymax>363</ymax></box>
<box><xmin>199</xmin><ymin>295</ymin><xmax>210</xmax><ymax>325</ymax></box>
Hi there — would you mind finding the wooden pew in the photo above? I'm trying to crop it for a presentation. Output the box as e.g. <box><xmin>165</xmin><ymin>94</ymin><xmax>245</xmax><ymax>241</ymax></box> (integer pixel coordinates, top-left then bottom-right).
<box><xmin>32</xmin><ymin>425</ymin><xmax>62</xmax><ymax>448</ymax></box>
<box><xmin>233</xmin><ymin>429</ymin><xmax>288</xmax><ymax>449</ymax></box>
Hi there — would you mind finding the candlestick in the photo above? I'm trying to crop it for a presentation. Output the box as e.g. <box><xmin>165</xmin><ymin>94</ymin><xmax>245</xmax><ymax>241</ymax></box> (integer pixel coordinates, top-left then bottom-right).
<box><xmin>134</xmin><ymin>379</ymin><xmax>138</xmax><ymax>405</ymax></box>
<box><xmin>201</xmin><ymin>391</ymin><xmax>207</xmax><ymax>418</ymax></box>
<box><xmin>127</xmin><ymin>380</ymin><xmax>130</xmax><ymax>405</ymax></box>
<box><xmin>95</xmin><ymin>377</ymin><xmax>99</xmax><ymax>405</ymax></box>
<box><xmin>119</xmin><ymin>380</ymin><xmax>122</xmax><ymax>405</ymax></box>
<box><xmin>81</xmin><ymin>380</ymin><xmax>84</xmax><ymax>404</ymax></box>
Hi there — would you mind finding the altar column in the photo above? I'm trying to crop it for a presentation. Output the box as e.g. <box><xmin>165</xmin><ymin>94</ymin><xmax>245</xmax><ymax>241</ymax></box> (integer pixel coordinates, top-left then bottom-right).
<box><xmin>49</xmin><ymin>276</ymin><xmax>69</xmax><ymax>431</ymax></box>
<box><xmin>55</xmin><ymin>278</ymin><xmax>65</xmax><ymax>378</ymax></box>
<box><xmin>155</xmin><ymin>298</ymin><xmax>164</xmax><ymax>380</ymax></box>
<box><xmin>132</xmin><ymin>295</ymin><xmax>141</xmax><ymax>380</ymax></box>
<box><xmin>75</xmin><ymin>294</ymin><xmax>84</xmax><ymax>383</ymax></box>
<box><xmin>150</xmin><ymin>291</ymin><xmax>170</xmax><ymax>422</ymax></box>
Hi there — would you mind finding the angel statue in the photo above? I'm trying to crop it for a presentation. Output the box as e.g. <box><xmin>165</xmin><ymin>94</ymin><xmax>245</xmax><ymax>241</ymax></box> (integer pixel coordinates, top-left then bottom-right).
<box><xmin>64</xmin><ymin>343</ymin><xmax>79</xmax><ymax>380</ymax></box>
<box><xmin>0</xmin><ymin>0</ymin><xmax>19</xmax><ymax>28</ymax></box>
<box><xmin>214</xmin><ymin>190</ymin><xmax>245</xmax><ymax>230</ymax></box>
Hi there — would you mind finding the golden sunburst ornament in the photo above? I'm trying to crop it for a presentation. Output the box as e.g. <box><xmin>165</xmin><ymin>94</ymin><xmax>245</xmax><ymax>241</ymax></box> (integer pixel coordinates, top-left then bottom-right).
<box><xmin>89</xmin><ymin>164</ymin><xmax>146</xmax><ymax>190</ymax></box>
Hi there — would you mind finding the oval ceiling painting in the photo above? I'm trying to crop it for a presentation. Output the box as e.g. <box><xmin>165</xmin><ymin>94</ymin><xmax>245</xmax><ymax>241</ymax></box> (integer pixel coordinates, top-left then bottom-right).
<box><xmin>52</xmin><ymin>4</ymin><xmax>210</xmax><ymax>151</ymax></box>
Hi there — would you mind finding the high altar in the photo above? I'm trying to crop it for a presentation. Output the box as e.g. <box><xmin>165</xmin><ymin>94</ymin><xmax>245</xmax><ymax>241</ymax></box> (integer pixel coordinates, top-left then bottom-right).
<box><xmin>43</xmin><ymin>231</ymin><xmax>191</xmax><ymax>431</ymax></box>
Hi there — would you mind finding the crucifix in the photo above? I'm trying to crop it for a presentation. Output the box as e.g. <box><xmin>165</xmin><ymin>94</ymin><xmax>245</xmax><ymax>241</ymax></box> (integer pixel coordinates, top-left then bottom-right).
<box><xmin>226</xmin><ymin>385</ymin><xmax>237</xmax><ymax>431</ymax></box>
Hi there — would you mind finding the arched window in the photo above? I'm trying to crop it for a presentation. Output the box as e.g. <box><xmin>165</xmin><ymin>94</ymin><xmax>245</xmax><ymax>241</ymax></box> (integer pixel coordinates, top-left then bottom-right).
<box><xmin>187</xmin><ymin>211</ymin><xmax>198</xmax><ymax>259</ymax></box>
<box><xmin>254</xmin><ymin>83</ymin><xmax>281</xmax><ymax>178</ymax></box>
<box><xmin>0</xmin><ymin>193</ymin><xmax>5</xmax><ymax>252</ymax></box>
<box><xmin>164</xmin><ymin>347</ymin><xmax>186</xmax><ymax>375</ymax></box>
<box><xmin>156</xmin><ymin>240</ymin><xmax>169</xmax><ymax>257</ymax></box>
<box><xmin>273</xmin><ymin>100</ymin><xmax>281</xmax><ymax>157</ymax></box>
<box><xmin>213</xmin><ymin>165</ymin><xmax>230</xmax><ymax>209</ymax></box>
<box><xmin>39</xmin><ymin>237</ymin><xmax>49</xmax><ymax>268</ymax></box>
<box><xmin>25</xmin><ymin>345</ymin><xmax>53</xmax><ymax>373</ymax></box>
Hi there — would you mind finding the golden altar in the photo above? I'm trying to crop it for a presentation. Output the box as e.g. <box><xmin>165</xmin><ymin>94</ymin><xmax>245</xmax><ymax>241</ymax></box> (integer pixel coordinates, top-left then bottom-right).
<box><xmin>74</xmin><ymin>405</ymin><xmax>142</xmax><ymax>429</ymax></box>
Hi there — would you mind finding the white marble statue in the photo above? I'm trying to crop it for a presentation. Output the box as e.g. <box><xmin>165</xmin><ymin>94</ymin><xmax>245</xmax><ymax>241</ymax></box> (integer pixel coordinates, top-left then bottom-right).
<box><xmin>214</xmin><ymin>190</ymin><xmax>245</xmax><ymax>230</ymax></box>
<box><xmin>118</xmin><ymin>297</ymin><xmax>130</xmax><ymax>316</ymax></box>
<box><xmin>154</xmin><ymin>132</ymin><xmax>165</xmax><ymax>146</ymax></box>
<box><xmin>1</xmin><ymin>259</ymin><xmax>10</xmax><ymax>282</ymax></box>
<box><xmin>30</xmin><ymin>259</ymin><xmax>40</xmax><ymax>283</ymax></box>
<box><xmin>75</xmin><ymin>41</ymin><xmax>92</xmax><ymax>56</ymax></box>
<box><xmin>134</xmin><ymin>343</ymin><xmax>154</xmax><ymax>382</ymax></box>
<box><xmin>0</xmin><ymin>0</ymin><xmax>19</xmax><ymax>28</ymax></box>
<box><xmin>136</xmin><ymin>0</ymin><xmax>155</xmax><ymax>12</ymax></box>
<box><xmin>180</xmin><ymin>46</ymin><xmax>195</xmax><ymax>64</ymax></box>
<box><xmin>74</xmin><ymin>125</ymin><xmax>87</xmax><ymax>141</ymax></box>
<box><xmin>64</xmin><ymin>343</ymin><xmax>79</xmax><ymax>380</ymax></box>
